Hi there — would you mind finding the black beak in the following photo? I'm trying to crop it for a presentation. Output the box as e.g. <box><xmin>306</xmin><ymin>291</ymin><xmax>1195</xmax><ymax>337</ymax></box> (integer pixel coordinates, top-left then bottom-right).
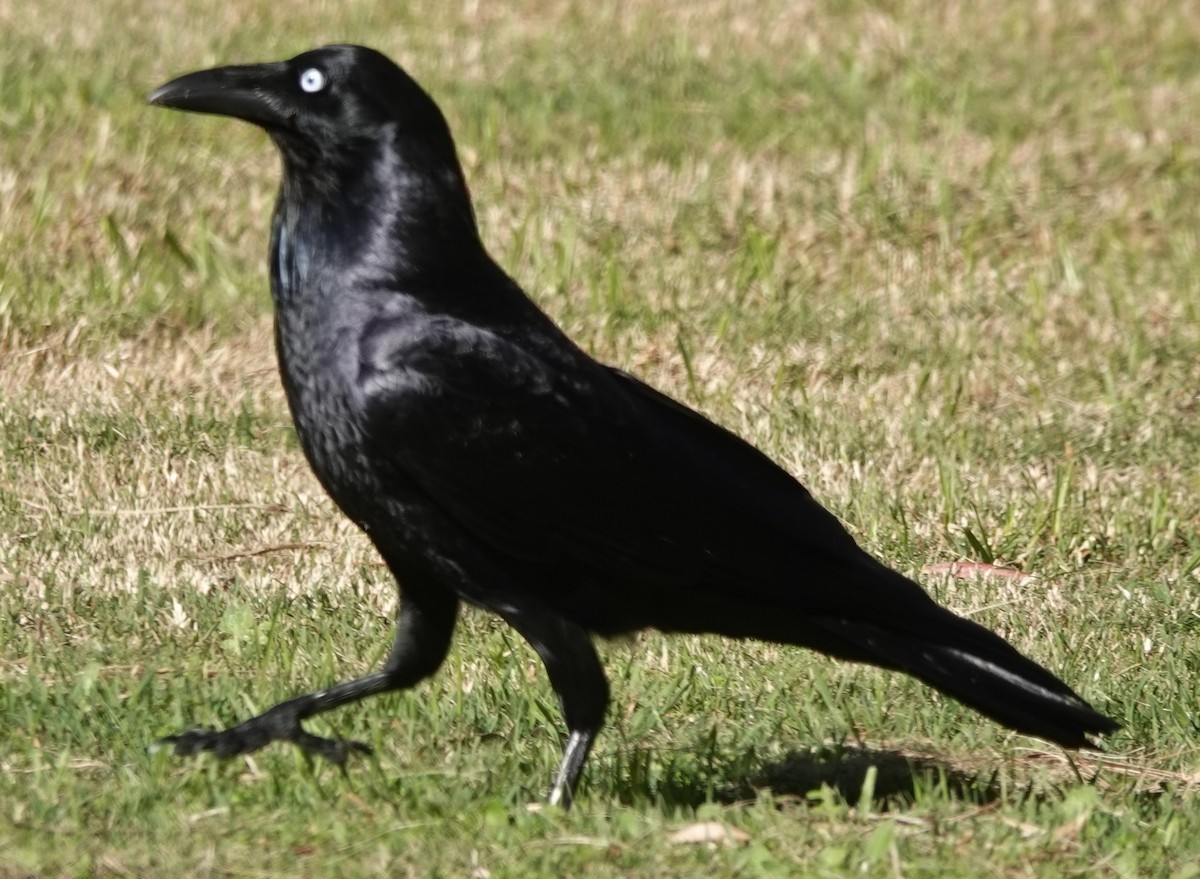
<box><xmin>148</xmin><ymin>62</ymin><xmax>293</xmax><ymax>129</ymax></box>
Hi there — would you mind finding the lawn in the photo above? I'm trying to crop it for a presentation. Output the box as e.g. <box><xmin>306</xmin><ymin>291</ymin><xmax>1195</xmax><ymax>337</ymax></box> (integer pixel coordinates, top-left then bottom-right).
<box><xmin>2</xmin><ymin>1</ymin><xmax>1199</xmax><ymax>876</ymax></box>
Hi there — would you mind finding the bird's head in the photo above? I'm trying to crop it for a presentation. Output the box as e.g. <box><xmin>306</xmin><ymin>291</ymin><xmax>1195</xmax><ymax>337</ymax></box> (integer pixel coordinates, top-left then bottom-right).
<box><xmin>149</xmin><ymin>44</ymin><xmax>458</xmax><ymax>176</ymax></box>
<box><xmin>150</xmin><ymin>45</ymin><xmax>484</xmax><ymax>266</ymax></box>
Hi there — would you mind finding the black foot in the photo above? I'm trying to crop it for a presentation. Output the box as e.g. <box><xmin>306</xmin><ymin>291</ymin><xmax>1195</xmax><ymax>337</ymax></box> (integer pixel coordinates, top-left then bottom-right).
<box><xmin>156</xmin><ymin>703</ymin><xmax>372</xmax><ymax>765</ymax></box>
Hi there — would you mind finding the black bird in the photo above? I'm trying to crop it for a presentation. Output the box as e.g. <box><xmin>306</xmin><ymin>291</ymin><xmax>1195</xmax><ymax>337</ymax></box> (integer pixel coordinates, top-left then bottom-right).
<box><xmin>148</xmin><ymin>45</ymin><xmax>1118</xmax><ymax>806</ymax></box>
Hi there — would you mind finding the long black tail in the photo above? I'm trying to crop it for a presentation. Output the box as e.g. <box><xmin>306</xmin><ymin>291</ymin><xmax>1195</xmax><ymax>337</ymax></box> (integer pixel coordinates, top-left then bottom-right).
<box><xmin>815</xmin><ymin>575</ymin><xmax>1120</xmax><ymax>748</ymax></box>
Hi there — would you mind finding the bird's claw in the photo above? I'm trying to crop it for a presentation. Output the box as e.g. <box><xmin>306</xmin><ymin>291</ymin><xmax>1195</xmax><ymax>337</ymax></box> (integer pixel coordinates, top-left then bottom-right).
<box><xmin>290</xmin><ymin>729</ymin><xmax>373</xmax><ymax>764</ymax></box>
<box><xmin>155</xmin><ymin>712</ymin><xmax>372</xmax><ymax>764</ymax></box>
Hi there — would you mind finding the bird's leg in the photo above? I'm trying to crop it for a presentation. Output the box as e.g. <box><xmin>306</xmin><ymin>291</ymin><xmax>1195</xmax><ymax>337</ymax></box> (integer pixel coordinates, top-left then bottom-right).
<box><xmin>549</xmin><ymin>729</ymin><xmax>597</xmax><ymax>808</ymax></box>
<box><xmin>160</xmin><ymin>586</ymin><xmax>459</xmax><ymax>763</ymax></box>
<box><xmin>497</xmin><ymin>606</ymin><xmax>608</xmax><ymax>808</ymax></box>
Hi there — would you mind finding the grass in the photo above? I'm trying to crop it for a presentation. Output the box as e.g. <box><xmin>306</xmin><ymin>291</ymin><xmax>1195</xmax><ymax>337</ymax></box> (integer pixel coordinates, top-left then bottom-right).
<box><xmin>2</xmin><ymin>0</ymin><xmax>1199</xmax><ymax>875</ymax></box>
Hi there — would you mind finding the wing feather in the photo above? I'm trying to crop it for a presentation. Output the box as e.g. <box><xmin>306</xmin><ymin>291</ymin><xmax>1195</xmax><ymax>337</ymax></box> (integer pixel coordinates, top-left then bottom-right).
<box><xmin>357</xmin><ymin>313</ymin><xmax>928</xmax><ymax>620</ymax></box>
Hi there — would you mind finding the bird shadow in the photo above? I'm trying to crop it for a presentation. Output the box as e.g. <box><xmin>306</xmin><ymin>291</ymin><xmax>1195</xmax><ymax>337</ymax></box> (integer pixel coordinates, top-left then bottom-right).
<box><xmin>740</xmin><ymin>744</ymin><xmax>1000</xmax><ymax>807</ymax></box>
<box><xmin>619</xmin><ymin>743</ymin><xmax>1001</xmax><ymax>811</ymax></box>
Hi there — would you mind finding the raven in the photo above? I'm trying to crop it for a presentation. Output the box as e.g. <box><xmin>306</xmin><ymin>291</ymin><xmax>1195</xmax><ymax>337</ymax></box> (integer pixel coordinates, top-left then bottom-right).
<box><xmin>148</xmin><ymin>45</ymin><xmax>1118</xmax><ymax>806</ymax></box>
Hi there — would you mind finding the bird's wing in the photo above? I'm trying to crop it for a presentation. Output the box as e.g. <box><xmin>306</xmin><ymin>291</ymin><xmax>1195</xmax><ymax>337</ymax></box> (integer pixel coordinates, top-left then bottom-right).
<box><xmin>356</xmin><ymin>312</ymin><xmax>912</xmax><ymax>612</ymax></box>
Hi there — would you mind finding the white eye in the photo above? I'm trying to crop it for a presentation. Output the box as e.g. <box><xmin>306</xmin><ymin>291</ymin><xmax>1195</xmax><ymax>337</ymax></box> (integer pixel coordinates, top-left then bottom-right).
<box><xmin>299</xmin><ymin>68</ymin><xmax>326</xmax><ymax>93</ymax></box>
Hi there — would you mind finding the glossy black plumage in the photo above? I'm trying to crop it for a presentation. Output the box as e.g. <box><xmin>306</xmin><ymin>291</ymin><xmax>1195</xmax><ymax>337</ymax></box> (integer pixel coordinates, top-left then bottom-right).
<box><xmin>148</xmin><ymin>45</ymin><xmax>1118</xmax><ymax>806</ymax></box>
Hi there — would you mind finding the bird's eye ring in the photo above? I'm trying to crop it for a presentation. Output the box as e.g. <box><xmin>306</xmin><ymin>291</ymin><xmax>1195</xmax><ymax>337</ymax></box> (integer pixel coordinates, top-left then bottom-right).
<box><xmin>299</xmin><ymin>68</ymin><xmax>327</xmax><ymax>94</ymax></box>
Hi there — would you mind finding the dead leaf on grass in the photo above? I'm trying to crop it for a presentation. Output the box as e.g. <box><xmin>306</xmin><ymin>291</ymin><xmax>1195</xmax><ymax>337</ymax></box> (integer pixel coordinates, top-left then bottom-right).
<box><xmin>667</xmin><ymin>821</ymin><xmax>750</xmax><ymax>847</ymax></box>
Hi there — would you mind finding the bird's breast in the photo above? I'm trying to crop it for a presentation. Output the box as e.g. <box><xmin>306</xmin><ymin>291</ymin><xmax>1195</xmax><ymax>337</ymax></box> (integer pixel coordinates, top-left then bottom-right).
<box><xmin>272</xmin><ymin>306</ymin><xmax>382</xmax><ymax>521</ymax></box>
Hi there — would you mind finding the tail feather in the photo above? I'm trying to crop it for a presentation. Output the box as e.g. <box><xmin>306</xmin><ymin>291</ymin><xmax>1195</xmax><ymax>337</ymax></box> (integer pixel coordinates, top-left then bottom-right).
<box><xmin>818</xmin><ymin>608</ymin><xmax>1120</xmax><ymax>748</ymax></box>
